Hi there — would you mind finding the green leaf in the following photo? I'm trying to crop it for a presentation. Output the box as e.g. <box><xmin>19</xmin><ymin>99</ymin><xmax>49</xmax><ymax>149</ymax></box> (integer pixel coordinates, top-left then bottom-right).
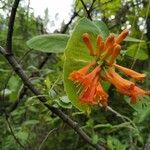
<box><xmin>63</xmin><ymin>18</ymin><xmax>109</xmax><ymax>113</ymax></box>
<box><xmin>124</xmin><ymin>36</ymin><xmax>143</xmax><ymax>42</ymax></box>
<box><xmin>107</xmin><ymin>136</ymin><xmax>127</xmax><ymax>150</ymax></box>
<box><xmin>16</xmin><ymin>131</ymin><xmax>29</xmax><ymax>143</ymax></box>
<box><xmin>92</xmin><ymin>133</ymin><xmax>99</xmax><ymax>145</ymax></box>
<box><xmin>93</xmin><ymin>20</ymin><xmax>109</xmax><ymax>39</ymax></box>
<box><xmin>114</xmin><ymin>34</ymin><xmax>143</xmax><ymax>42</ymax></box>
<box><xmin>8</xmin><ymin>76</ymin><xmax>20</xmax><ymax>102</ymax></box>
<box><xmin>54</xmin><ymin>96</ymin><xmax>72</xmax><ymax>109</ymax></box>
<box><xmin>59</xmin><ymin>96</ymin><xmax>71</xmax><ymax>104</ymax></box>
<box><xmin>26</xmin><ymin>34</ymin><xmax>69</xmax><ymax>53</ymax></box>
<box><xmin>125</xmin><ymin>43</ymin><xmax>148</xmax><ymax>60</ymax></box>
<box><xmin>23</xmin><ymin>120</ymin><xmax>39</xmax><ymax>126</ymax></box>
<box><xmin>124</xmin><ymin>95</ymin><xmax>150</xmax><ymax>113</ymax></box>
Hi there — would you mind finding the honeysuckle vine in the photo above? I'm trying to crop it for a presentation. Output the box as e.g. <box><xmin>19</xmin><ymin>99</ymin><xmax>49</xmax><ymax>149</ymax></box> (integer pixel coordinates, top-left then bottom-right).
<box><xmin>69</xmin><ymin>29</ymin><xmax>150</xmax><ymax>107</ymax></box>
<box><xmin>0</xmin><ymin>0</ymin><xmax>105</xmax><ymax>149</ymax></box>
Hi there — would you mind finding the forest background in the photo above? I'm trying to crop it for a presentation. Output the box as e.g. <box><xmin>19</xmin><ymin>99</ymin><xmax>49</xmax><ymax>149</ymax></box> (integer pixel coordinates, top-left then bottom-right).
<box><xmin>0</xmin><ymin>0</ymin><xmax>150</xmax><ymax>149</ymax></box>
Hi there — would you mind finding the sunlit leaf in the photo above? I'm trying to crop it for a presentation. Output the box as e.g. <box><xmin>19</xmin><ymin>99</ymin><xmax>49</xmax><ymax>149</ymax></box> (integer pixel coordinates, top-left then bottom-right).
<box><xmin>93</xmin><ymin>20</ymin><xmax>109</xmax><ymax>39</ymax></box>
<box><xmin>26</xmin><ymin>34</ymin><xmax>69</xmax><ymax>53</ymax></box>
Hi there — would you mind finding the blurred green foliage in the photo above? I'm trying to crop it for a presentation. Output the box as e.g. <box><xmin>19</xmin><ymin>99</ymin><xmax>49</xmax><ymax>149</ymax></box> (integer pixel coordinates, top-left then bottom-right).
<box><xmin>0</xmin><ymin>0</ymin><xmax>150</xmax><ymax>149</ymax></box>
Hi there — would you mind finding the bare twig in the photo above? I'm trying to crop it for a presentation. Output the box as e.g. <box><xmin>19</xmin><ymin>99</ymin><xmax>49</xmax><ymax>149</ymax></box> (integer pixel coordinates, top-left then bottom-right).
<box><xmin>5</xmin><ymin>0</ymin><xmax>20</xmax><ymax>54</ymax></box>
<box><xmin>89</xmin><ymin>0</ymin><xmax>96</xmax><ymax>13</ymax></box>
<box><xmin>38</xmin><ymin>128</ymin><xmax>57</xmax><ymax>150</ymax></box>
<box><xmin>100</xmin><ymin>104</ymin><xmax>139</xmax><ymax>132</ymax></box>
<box><xmin>5</xmin><ymin>115</ymin><xmax>25</xmax><ymax>149</ymax></box>
<box><xmin>80</xmin><ymin>0</ymin><xmax>92</xmax><ymax>20</ymax></box>
<box><xmin>60</xmin><ymin>11</ymin><xmax>79</xmax><ymax>33</ymax></box>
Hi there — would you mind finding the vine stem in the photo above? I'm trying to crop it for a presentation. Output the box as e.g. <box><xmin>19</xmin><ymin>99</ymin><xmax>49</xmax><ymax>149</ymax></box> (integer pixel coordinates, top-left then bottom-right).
<box><xmin>5</xmin><ymin>115</ymin><xmax>25</xmax><ymax>149</ymax></box>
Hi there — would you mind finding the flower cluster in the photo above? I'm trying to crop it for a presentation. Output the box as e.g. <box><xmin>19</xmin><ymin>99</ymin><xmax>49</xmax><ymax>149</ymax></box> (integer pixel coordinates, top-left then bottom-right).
<box><xmin>69</xmin><ymin>29</ymin><xmax>150</xmax><ymax>107</ymax></box>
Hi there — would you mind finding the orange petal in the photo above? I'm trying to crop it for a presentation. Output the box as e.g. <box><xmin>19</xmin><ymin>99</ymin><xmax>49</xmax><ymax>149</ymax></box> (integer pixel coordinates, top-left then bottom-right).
<box><xmin>96</xmin><ymin>35</ymin><xmax>104</xmax><ymax>56</ymax></box>
<box><xmin>130</xmin><ymin>86</ymin><xmax>150</xmax><ymax>104</ymax></box>
<box><xmin>79</xmin><ymin>76</ymin><xmax>99</xmax><ymax>104</ymax></box>
<box><xmin>82</xmin><ymin>33</ymin><xmax>95</xmax><ymax>56</ymax></box>
<box><xmin>114</xmin><ymin>64</ymin><xmax>146</xmax><ymax>81</ymax></box>
<box><xmin>96</xmin><ymin>82</ymin><xmax>109</xmax><ymax>107</ymax></box>
<box><xmin>102</xmin><ymin>44</ymin><xmax>117</xmax><ymax>61</ymax></box>
<box><xmin>104</xmin><ymin>33</ymin><xmax>115</xmax><ymax>50</ymax></box>
<box><xmin>109</xmin><ymin>44</ymin><xmax>121</xmax><ymax>65</ymax></box>
<box><xmin>105</xmin><ymin>69</ymin><xmax>150</xmax><ymax>104</ymax></box>
<box><xmin>81</xmin><ymin>66</ymin><xmax>101</xmax><ymax>86</ymax></box>
<box><xmin>105</xmin><ymin>69</ymin><xmax>135</xmax><ymax>95</ymax></box>
<box><xmin>115</xmin><ymin>29</ymin><xmax>129</xmax><ymax>44</ymax></box>
<box><xmin>69</xmin><ymin>62</ymin><xmax>96</xmax><ymax>82</ymax></box>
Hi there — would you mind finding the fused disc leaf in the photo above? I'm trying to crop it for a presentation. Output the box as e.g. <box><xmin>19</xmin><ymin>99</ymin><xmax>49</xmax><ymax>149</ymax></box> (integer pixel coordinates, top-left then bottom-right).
<box><xmin>27</xmin><ymin>34</ymin><xmax>69</xmax><ymax>53</ymax></box>
<box><xmin>63</xmin><ymin>18</ymin><xmax>109</xmax><ymax>113</ymax></box>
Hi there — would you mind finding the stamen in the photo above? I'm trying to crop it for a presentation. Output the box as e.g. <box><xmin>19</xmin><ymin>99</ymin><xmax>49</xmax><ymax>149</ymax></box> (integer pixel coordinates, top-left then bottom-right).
<box><xmin>82</xmin><ymin>33</ymin><xmax>95</xmax><ymax>56</ymax></box>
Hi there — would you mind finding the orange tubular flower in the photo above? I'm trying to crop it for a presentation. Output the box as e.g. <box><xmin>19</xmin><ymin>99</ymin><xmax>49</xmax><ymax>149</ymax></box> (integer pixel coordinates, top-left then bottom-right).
<box><xmin>115</xmin><ymin>29</ymin><xmax>129</xmax><ymax>44</ymax></box>
<box><xmin>104</xmin><ymin>33</ymin><xmax>115</xmax><ymax>50</ymax></box>
<box><xmin>82</xmin><ymin>33</ymin><xmax>95</xmax><ymax>56</ymax></box>
<box><xmin>96</xmin><ymin>83</ymin><xmax>109</xmax><ymax>107</ymax></box>
<box><xmin>68</xmin><ymin>28</ymin><xmax>150</xmax><ymax>108</ymax></box>
<box><xmin>113</xmin><ymin>64</ymin><xmax>146</xmax><ymax>81</ymax></box>
<box><xmin>105</xmin><ymin>69</ymin><xmax>135</xmax><ymax>95</ymax></box>
<box><xmin>130</xmin><ymin>86</ymin><xmax>150</xmax><ymax>104</ymax></box>
<box><xmin>105</xmin><ymin>69</ymin><xmax>150</xmax><ymax>104</ymax></box>
<box><xmin>69</xmin><ymin>61</ymin><xmax>96</xmax><ymax>83</ymax></box>
<box><xmin>96</xmin><ymin>35</ymin><xmax>104</xmax><ymax>56</ymax></box>
<box><xmin>81</xmin><ymin>66</ymin><xmax>101</xmax><ymax>87</ymax></box>
<box><xmin>109</xmin><ymin>44</ymin><xmax>121</xmax><ymax>65</ymax></box>
<box><xmin>79</xmin><ymin>76</ymin><xmax>99</xmax><ymax>104</ymax></box>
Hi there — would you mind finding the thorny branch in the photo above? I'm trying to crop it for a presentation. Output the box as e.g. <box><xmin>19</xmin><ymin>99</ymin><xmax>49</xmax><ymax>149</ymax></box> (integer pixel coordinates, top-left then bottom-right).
<box><xmin>0</xmin><ymin>0</ymin><xmax>106</xmax><ymax>149</ymax></box>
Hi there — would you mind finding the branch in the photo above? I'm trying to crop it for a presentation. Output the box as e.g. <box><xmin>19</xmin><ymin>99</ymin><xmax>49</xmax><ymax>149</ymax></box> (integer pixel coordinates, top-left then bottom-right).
<box><xmin>80</xmin><ymin>0</ymin><xmax>92</xmax><ymax>20</ymax></box>
<box><xmin>0</xmin><ymin>46</ymin><xmax>105</xmax><ymax>150</ymax></box>
<box><xmin>5</xmin><ymin>0</ymin><xmax>20</xmax><ymax>54</ymax></box>
<box><xmin>5</xmin><ymin>115</ymin><xmax>25</xmax><ymax>149</ymax></box>
<box><xmin>38</xmin><ymin>128</ymin><xmax>57</xmax><ymax>150</ymax></box>
<box><xmin>60</xmin><ymin>11</ymin><xmax>79</xmax><ymax>33</ymax></box>
<box><xmin>99</xmin><ymin>103</ymin><xmax>139</xmax><ymax>132</ymax></box>
<box><xmin>89</xmin><ymin>0</ymin><xmax>96</xmax><ymax>13</ymax></box>
<box><xmin>7</xmin><ymin>53</ymin><xmax>52</xmax><ymax>113</ymax></box>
